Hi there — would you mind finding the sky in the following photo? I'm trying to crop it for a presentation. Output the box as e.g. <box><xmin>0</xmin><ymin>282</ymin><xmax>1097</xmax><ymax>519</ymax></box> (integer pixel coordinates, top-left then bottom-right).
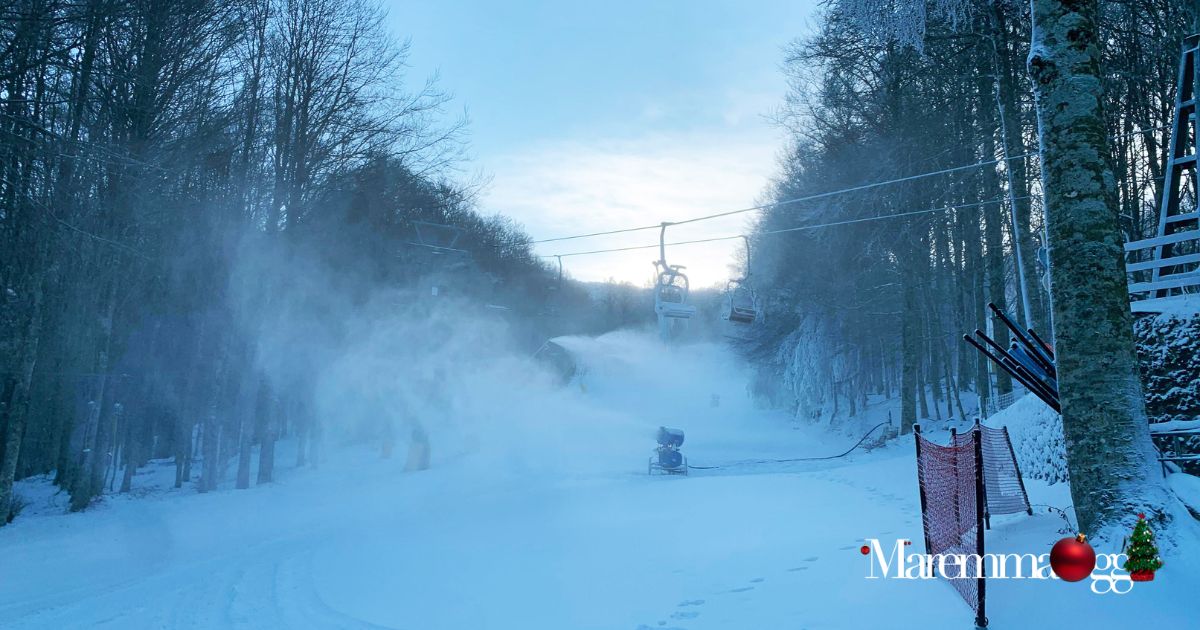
<box><xmin>387</xmin><ymin>1</ymin><xmax>821</xmax><ymax>287</ymax></box>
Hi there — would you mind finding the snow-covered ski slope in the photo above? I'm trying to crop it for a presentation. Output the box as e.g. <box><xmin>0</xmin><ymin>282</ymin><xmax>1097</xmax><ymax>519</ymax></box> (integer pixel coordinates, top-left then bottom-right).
<box><xmin>0</xmin><ymin>330</ymin><xmax>1196</xmax><ymax>629</ymax></box>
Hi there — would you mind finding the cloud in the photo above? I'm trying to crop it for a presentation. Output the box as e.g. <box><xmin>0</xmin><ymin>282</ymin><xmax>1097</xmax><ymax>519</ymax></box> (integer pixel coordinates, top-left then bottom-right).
<box><xmin>481</xmin><ymin>129</ymin><xmax>780</xmax><ymax>287</ymax></box>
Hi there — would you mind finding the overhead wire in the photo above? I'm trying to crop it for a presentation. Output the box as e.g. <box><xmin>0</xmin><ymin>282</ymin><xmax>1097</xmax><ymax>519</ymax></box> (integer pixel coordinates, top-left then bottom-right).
<box><xmin>543</xmin><ymin>196</ymin><xmax>1026</xmax><ymax>258</ymax></box>
<box><xmin>528</xmin><ymin>123</ymin><xmax>1170</xmax><ymax>247</ymax></box>
<box><xmin>530</xmin><ymin>156</ymin><xmax>1027</xmax><ymax>244</ymax></box>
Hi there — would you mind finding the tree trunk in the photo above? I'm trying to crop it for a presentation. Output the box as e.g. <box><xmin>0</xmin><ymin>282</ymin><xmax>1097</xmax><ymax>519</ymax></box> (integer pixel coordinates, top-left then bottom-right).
<box><xmin>257</xmin><ymin>382</ymin><xmax>276</xmax><ymax>484</ymax></box>
<box><xmin>1028</xmin><ymin>0</ymin><xmax>1171</xmax><ymax>535</ymax></box>
<box><xmin>976</xmin><ymin>44</ymin><xmax>1015</xmax><ymax>395</ymax></box>
<box><xmin>119</xmin><ymin>411</ymin><xmax>139</xmax><ymax>494</ymax></box>
<box><xmin>308</xmin><ymin>415</ymin><xmax>321</xmax><ymax>470</ymax></box>
<box><xmin>235</xmin><ymin>374</ymin><xmax>258</xmax><ymax>490</ymax></box>
<box><xmin>900</xmin><ymin>260</ymin><xmax>920</xmax><ymax>434</ymax></box>
<box><xmin>199</xmin><ymin>338</ymin><xmax>230</xmax><ymax>493</ymax></box>
<box><xmin>71</xmin><ymin>282</ymin><xmax>117</xmax><ymax>511</ymax></box>
<box><xmin>0</xmin><ymin>273</ymin><xmax>43</xmax><ymax>523</ymax></box>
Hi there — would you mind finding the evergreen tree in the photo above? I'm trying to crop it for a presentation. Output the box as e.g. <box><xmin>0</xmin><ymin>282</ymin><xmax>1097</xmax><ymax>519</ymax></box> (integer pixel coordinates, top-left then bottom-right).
<box><xmin>1123</xmin><ymin>513</ymin><xmax>1164</xmax><ymax>578</ymax></box>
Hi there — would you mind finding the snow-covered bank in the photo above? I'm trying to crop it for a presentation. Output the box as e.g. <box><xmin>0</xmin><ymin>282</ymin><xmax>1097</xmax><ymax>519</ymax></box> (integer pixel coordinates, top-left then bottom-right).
<box><xmin>0</xmin><ymin>331</ymin><xmax>1196</xmax><ymax>629</ymax></box>
<box><xmin>984</xmin><ymin>394</ymin><xmax>1068</xmax><ymax>484</ymax></box>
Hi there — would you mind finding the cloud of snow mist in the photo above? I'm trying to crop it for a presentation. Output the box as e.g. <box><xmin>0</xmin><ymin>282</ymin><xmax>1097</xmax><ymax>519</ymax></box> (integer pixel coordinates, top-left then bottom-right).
<box><xmin>223</xmin><ymin>230</ymin><xmax>772</xmax><ymax>485</ymax></box>
<box><xmin>218</xmin><ymin>233</ymin><xmax>628</xmax><ymax>481</ymax></box>
<box><xmin>306</xmin><ymin>305</ymin><xmax>773</xmax><ymax>481</ymax></box>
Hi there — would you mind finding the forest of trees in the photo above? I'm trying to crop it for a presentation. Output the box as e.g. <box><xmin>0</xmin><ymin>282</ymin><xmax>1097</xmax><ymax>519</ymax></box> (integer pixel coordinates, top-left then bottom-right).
<box><xmin>745</xmin><ymin>0</ymin><xmax>1194</xmax><ymax>430</ymax></box>
<box><xmin>3</xmin><ymin>0</ymin><xmax>1191</xmax><ymax>535</ymax></box>
<box><xmin>0</xmin><ymin>0</ymin><xmax>653</xmax><ymax>524</ymax></box>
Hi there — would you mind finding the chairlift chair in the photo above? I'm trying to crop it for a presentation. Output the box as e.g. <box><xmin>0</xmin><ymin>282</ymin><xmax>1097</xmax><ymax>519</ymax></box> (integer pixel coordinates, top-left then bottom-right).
<box><xmin>653</xmin><ymin>223</ymin><xmax>697</xmax><ymax>321</ymax></box>
<box><xmin>723</xmin><ymin>279</ymin><xmax>758</xmax><ymax>324</ymax></box>
<box><xmin>654</xmin><ymin>262</ymin><xmax>697</xmax><ymax>319</ymax></box>
<box><xmin>407</xmin><ymin>221</ymin><xmax>472</xmax><ymax>299</ymax></box>
<box><xmin>410</xmin><ymin>221</ymin><xmax>467</xmax><ymax>256</ymax></box>
<box><xmin>721</xmin><ymin>237</ymin><xmax>760</xmax><ymax>325</ymax></box>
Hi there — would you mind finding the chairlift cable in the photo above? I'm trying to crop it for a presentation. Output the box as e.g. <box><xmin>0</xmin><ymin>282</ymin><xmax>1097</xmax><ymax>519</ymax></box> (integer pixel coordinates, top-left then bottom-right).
<box><xmin>543</xmin><ymin>196</ymin><xmax>1022</xmax><ymax>259</ymax></box>
<box><xmin>531</xmin><ymin>160</ymin><xmax>1016</xmax><ymax>244</ymax></box>
<box><xmin>528</xmin><ymin>123</ymin><xmax>1161</xmax><ymax>246</ymax></box>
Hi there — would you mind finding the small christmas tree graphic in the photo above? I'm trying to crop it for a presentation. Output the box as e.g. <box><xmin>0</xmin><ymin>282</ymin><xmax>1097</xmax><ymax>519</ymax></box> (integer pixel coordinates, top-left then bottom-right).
<box><xmin>1123</xmin><ymin>513</ymin><xmax>1164</xmax><ymax>582</ymax></box>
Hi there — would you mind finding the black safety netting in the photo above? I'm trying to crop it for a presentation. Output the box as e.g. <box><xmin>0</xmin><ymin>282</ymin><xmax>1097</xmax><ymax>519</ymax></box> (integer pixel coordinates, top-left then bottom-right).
<box><xmin>916</xmin><ymin>431</ymin><xmax>982</xmax><ymax>615</ymax></box>
<box><xmin>952</xmin><ymin>425</ymin><xmax>1032</xmax><ymax>518</ymax></box>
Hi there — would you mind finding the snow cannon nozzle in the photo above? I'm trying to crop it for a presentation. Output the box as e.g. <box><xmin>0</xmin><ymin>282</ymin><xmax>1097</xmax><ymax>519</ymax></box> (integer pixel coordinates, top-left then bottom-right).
<box><xmin>656</xmin><ymin>426</ymin><xmax>685</xmax><ymax>448</ymax></box>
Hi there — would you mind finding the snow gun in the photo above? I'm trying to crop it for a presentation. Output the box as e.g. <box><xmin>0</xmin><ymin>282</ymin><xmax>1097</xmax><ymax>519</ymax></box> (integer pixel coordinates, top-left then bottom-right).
<box><xmin>649</xmin><ymin>426</ymin><xmax>688</xmax><ymax>476</ymax></box>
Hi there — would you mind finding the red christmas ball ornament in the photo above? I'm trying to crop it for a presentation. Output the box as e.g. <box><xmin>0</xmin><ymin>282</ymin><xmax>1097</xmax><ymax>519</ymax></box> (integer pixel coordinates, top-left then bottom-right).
<box><xmin>1050</xmin><ymin>533</ymin><xmax>1097</xmax><ymax>582</ymax></box>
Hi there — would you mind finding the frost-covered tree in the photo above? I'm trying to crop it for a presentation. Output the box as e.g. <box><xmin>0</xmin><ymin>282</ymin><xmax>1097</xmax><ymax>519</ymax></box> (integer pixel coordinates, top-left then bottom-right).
<box><xmin>770</xmin><ymin>0</ymin><xmax>1184</xmax><ymax>534</ymax></box>
<box><xmin>1027</xmin><ymin>0</ymin><xmax>1170</xmax><ymax>535</ymax></box>
<box><xmin>0</xmin><ymin>0</ymin><xmax>580</xmax><ymax>521</ymax></box>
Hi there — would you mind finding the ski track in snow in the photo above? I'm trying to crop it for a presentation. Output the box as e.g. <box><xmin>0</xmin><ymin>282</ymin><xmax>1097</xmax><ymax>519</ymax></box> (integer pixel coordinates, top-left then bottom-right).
<box><xmin>0</xmin><ymin>332</ymin><xmax>1197</xmax><ymax>629</ymax></box>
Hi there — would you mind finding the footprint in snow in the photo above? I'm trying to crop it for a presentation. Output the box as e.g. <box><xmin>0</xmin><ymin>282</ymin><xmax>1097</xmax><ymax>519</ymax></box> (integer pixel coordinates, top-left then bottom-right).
<box><xmin>749</xmin><ymin>577</ymin><xmax>765</xmax><ymax>583</ymax></box>
<box><xmin>787</xmin><ymin>566</ymin><xmax>808</xmax><ymax>572</ymax></box>
<box><xmin>678</xmin><ymin>599</ymin><xmax>705</xmax><ymax>607</ymax></box>
<box><xmin>670</xmin><ymin>611</ymin><xmax>700</xmax><ymax>620</ymax></box>
<box><xmin>727</xmin><ymin>586</ymin><xmax>755</xmax><ymax>593</ymax></box>
<box><xmin>804</xmin><ymin>556</ymin><xmax>820</xmax><ymax>561</ymax></box>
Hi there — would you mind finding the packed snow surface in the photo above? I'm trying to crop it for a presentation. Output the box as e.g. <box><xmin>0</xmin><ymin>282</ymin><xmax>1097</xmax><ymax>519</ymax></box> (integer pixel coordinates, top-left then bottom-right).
<box><xmin>0</xmin><ymin>331</ymin><xmax>1196</xmax><ymax>629</ymax></box>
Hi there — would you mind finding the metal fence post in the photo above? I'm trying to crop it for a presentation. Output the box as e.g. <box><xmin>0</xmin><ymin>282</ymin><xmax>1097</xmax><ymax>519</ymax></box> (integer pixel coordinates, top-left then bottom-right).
<box><xmin>976</xmin><ymin>419</ymin><xmax>991</xmax><ymax>530</ymax></box>
<box><xmin>974</xmin><ymin>428</ymin><xmax>988</xmax><ymax>629</ymax></box>
<box><xmin>914</xmin><ymin>424</ymin><xmax>932</xmax><ymax>558</ymax></box>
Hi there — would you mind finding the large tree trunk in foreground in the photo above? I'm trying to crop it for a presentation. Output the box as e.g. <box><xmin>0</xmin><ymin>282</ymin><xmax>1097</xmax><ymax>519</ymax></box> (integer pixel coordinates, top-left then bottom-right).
<box><xmin>1028</xmin><ymin>0</ymin><xmax>1170</xmax><ymax>536</ymax></box>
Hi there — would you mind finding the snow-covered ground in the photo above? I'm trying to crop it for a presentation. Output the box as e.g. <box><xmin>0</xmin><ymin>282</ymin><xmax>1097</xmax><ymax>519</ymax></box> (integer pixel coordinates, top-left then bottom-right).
<box><xmin>0</xmin><ymin>331</ymin><xmax>1196</xmax><ymax>629</ymax></box>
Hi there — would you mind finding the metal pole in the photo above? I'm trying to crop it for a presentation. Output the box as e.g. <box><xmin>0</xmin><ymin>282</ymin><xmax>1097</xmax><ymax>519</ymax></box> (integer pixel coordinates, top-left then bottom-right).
<box><xmin>988</xmin><ymin>303</ymin><xmax>1056</xmax><ymax>376</ymax></box>
<box><xmin>976</xmin><ymin>419</ymin><xmax>991</xmax><ymax>531</ymax></box>
<box><xmin>1042</xmin><ymin>218</ymin><xmax>1056</xmax><ymax>344</ymax></box>
<box><xmin>988</xmin><ymin>34</ymin><xmax>1034</xmax><ymax>329</ymax></box>
<box><xmin>964</xmin><ymin>333</ymin><xmax>1061</xmax><ymax>411</ymax></box>
<box><xmin>994</xmin><ymin>82</ymin><xmax>1034</xmax><ymax>329</ymax></box>
<box><xmin>658</xmin><ymin>222</ymin><xmax>670</xmax><ymax>268</ymax></box>
<box><xmin>913</xmin><ymin>425</ymin><xmax>933</xmax><ymax>558</ymax></box>
<box><xmin>973</xmin><ymin>428</ymin><xmax>988</xmax><ymax>629</ymax></box>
